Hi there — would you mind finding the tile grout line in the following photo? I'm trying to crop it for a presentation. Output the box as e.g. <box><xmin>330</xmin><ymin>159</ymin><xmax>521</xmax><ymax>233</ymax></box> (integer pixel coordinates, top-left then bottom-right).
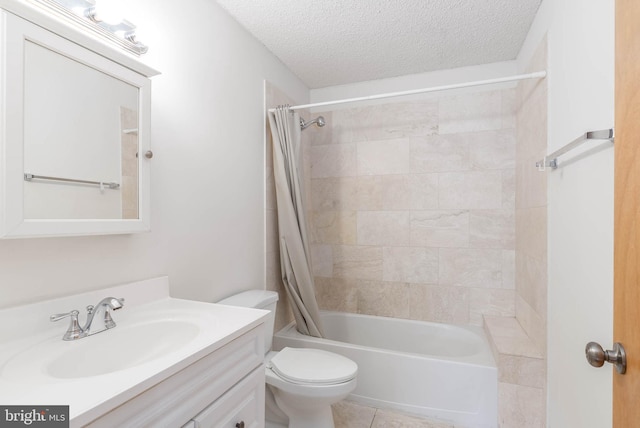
<box><xmin>370</xmin><ymin>407</ymin><xmax>379</xmax><ymax>428</ymax></box>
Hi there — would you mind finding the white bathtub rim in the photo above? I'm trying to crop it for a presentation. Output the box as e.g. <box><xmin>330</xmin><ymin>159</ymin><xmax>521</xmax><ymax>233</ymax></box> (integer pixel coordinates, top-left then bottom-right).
<box><xmin>276</xmin><ymin>311</ymin><xmax>496</xmax><ymax>368</ymax></box>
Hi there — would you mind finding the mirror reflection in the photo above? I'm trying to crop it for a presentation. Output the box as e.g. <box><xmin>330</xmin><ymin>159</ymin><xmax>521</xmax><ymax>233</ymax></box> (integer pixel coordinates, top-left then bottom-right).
<box><xmin>23</xmin><ymin>40</ymin><xmax>139</xmax><ymax>220</ymax></box>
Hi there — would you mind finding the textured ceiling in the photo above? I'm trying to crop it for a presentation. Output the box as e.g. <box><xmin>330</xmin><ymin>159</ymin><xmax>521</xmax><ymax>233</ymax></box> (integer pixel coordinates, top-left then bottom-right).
<box><xmin>215</xmin><ymin>0</ymin><xmax>542</xmax><ymax>89</ymax></box>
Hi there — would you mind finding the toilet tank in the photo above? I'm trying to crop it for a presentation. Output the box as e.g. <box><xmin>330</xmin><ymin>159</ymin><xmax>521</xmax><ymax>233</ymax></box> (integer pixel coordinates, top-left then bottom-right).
<box><xmin>218</xmin><ymin>290</ymin><xmax>279</xmax><ymax>353</ymax></box>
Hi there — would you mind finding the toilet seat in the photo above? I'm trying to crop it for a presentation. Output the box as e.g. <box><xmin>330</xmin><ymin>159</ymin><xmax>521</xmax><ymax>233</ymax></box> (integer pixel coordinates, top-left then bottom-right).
<box><xmin>267</xmin><ymin>347</ymin><xmax>357</xmax><ymax>385</ymax></box>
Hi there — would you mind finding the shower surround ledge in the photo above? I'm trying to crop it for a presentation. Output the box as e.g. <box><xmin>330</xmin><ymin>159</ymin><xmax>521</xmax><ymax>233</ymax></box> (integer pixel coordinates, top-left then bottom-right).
<box><xmin>483</xmin><ymin>316</ymin><xmax>545</xmax><ymax>428</ymax></box>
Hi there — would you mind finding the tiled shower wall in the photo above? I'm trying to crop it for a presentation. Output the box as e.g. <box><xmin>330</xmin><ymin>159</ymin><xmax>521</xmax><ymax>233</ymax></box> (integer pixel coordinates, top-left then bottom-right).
<box><xmin>307</xmin><ymin>89</ymin><xmax>517</xmax><ymax>326</ymax></box>
<box><xmin>516</xmin><ymin>39</ymin><xmax>548</xmax><ymax>351</ymax></box>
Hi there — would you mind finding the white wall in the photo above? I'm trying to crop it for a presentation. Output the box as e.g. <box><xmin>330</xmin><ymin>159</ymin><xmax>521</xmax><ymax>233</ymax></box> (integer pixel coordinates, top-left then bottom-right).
<box><xmin>518</xmin><ymin>0</ymin><xmax>615</xmax><ymax>426</ymax></box>
<box><xmin>0</xmin><ymin>0</ymin><xmax>308</xmax><ymax>308</ymax></box>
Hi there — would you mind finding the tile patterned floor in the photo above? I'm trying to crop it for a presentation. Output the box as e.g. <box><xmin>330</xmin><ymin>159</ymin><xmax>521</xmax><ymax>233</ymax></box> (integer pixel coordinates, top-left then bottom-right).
<box><xmin>332</xmin><ymin>400</ymin><xmax>456</xmax><ymax>428</ymax></box>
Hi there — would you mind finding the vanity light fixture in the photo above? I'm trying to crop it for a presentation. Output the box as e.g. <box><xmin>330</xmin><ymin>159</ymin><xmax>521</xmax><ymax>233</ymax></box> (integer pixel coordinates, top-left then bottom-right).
<box><xmin>31</xmin><ymin>0</ymin><xmax>149</xmax><ymax>55</ymax></box>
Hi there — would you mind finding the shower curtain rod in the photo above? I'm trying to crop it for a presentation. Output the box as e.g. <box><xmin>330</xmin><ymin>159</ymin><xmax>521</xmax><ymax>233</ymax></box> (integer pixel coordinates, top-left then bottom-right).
<box><xmin>269</xmin><ymin>71</ymin><xmax>547</xmax><ymax>112</ymax></box>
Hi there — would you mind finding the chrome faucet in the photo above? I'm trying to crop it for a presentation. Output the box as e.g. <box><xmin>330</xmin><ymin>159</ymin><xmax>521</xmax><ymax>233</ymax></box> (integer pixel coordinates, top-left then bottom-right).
<box><xmin>50</xmin><ymin>297</ymin><xmax>125</xmax><ymax>341</ymax></box>
<box><xmin>83</xmin><ymin>297</ymin><xmax>125</xmax><ymax>335</ymax></box>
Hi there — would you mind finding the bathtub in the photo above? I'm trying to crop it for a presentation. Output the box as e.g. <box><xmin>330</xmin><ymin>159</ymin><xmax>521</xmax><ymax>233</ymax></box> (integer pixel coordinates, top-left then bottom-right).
<box><xmin>273</xmin><ymin>311</ymin><xmax>497</xmax><ymax>428</ymax></box>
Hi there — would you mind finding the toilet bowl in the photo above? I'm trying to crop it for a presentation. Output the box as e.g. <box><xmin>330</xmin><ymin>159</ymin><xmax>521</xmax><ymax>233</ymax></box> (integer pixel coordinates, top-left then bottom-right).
<box><xmin>218</xmin><ymin>290</ymin><xmax>358</xmax><ymax>428</ymax></box>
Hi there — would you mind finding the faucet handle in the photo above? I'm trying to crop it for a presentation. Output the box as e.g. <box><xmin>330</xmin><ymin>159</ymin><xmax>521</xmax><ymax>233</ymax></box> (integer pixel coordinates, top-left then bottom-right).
<box><xmin>50</xmin><ymin>309</ymin><xmax>79</xmax><ymax>322</ymax></box>
<box><xmin>50</xmin><ymin>310</ymin><xmax>85</xmax><ymax>341</ymax></box>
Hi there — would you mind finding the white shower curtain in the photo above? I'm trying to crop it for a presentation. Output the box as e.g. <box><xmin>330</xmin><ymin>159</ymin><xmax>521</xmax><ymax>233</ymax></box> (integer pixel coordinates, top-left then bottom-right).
<box><xmin>268</xmin><ymin>106</ymin><xmax>324</xmax><ymax>338</ymax></box>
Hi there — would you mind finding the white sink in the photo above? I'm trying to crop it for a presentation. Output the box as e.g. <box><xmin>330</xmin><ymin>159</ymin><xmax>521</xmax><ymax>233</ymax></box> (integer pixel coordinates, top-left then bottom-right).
<box><xmin>47</xmin><ymin>320</ymin><xmax>200</xmax><ymax>379</ymax></box>
<box><xmin>2</xmin><ymin>318</ymin><xmax>201</xmax><ymax>382</ymax></box>
<box><xmin>0</xmin><ymin>277</ymin><xmax>268</xmax><ymax>426</ymax></box>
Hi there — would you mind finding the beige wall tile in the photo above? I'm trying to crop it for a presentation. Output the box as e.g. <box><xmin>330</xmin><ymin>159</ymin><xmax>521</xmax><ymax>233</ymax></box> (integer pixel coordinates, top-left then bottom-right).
<box><xmin>312</xmin><ymin>211</ymin><xmax>357</xmax><ymax>245</ymax></box>
<box><xmin>310</xmin><ymin>244</ymin><xmax>333</xmax><ymax>277</ymax></box>
<box><xmin>121</xmin><ymin>176</ymin><xmax>138</xmax><ymax>212</ymax></box>
<box><xmin>484</xmin><ymin>316</ymin><xmax>542</xmax><ymax>359</ymax></box>
<box><xmin>357</xmin><ymin>139</ymin><xmax>411</xmax><ymax>175</ymax></box>
<box><xmin>383</xmin><ymin>247</ymin><xmax>439</xmax><ymax>283</ymax></box>
<box><xmin>357</xmin><ymin>211</ymin><xmax>411</xmax><ymax>246</ymax></box>
<box><xmin>410</xmin><ymin>210</ymin><xmax>470</xmax><ymax>247</ymax></box>
<box><xmin>409</xmin><ymin>284</ymin><xmax>470</xmax><ymax>324</ymax></box>
<box><xmin>265</xmin><ymin>168</ymin><xmax>277</xmax><ymax>211</ymax></box>
<box><xmin>515</xmin><ymin>253</ymin><xmax>547</xmax><ymax>319</ymax></box>
<box><xmin>469</xmin><ymin>210</ymin><xmax>515</xmax><ymax>249</ymax></box>
<box><xmin>501</xmin><ymin>89</ymin><xmax>517</xmax><ymax>130</ymax></box>
<box><xmin>280</xmin><ymin>84</ymin><xmax>523</xmax><ymax>331</ymax></box>
<box><xmin>439</xmin><ymin>90</ymin><xmax>503</xmax><ymax>134</ymax></box>
<box><xmin>408</xmin><ymin>174</ymin><xmax>440</xmax><ymax>209</ymax></box>
<box><xmin>121</xmin><ymin>159</ymin><xmax>137</xmax><ymax>177</ymax></box>
<box><xmin>265</xmin><ymin>252</ymin><xmax>281</xmax><ymax>292</ymax></box>
<box><xmin>332</xmin><ymin>102</ymin><xmax>438</xmax><ymax>144</ymax></box>
<box><xmin>356</xmin><ymin>280</ymin><xmax>410</xmax><ymax>318</ymax></box>
<box><xmin>502</xmin><ymin>250</ymin><xmax>516</xmax><ymax>289</ymax></box>
<box><xmin>469</xmin><ymin>288</ymin><xmax>515</xmax><ymax>326</ymax></box>
<box><xmin>311</xmin><ymin>177</ymin><xmax>359</xmax><ymax>211</ymax></box>
<box><xmin>315</xmin><ymin>277</ymin><xmax>358</xmax><ymax>312</ymax></box>
<box><xmin>381</xmin><ymin>101</ymin><xmax>439</xmax><ymax>139</ymax></box>
<box><xmin>331</xmin><ymin>105</ymin><xmax>386</xmax><ymax>143</ymax></box>
<box><xmin>311</xmin><ymin>143</ymin><xmax>357</xmax><ymax>178</ymax></box>
<box><xmin>357</xmin><ymin>175</ymin><xmax>412</xmax><ymax>210</ymax></box>
<box><xmin>502</xmin><ymin>169</ymin><xmax>516</xmax><ymax>209</ymax></box>
<box><xmin>334</xmin><ymin>245</ymin><xmax>383</xmax><ymax>280</ymax></box>
<box><xmin>469</xmin><ymin>129</ymin><xmax>516</xmax><ymax>170</ymax></box>
<box><xmin>498</xmin><ymin>383</ymin><xmax>545</xmax><ymax>428</ymax></box>
<box><xmin>516</xmin><ymin>207</ymin><xmax>547</xmax><ymax>259</ymax></box>
<box><xmin>498</xmin><ymin>354</ymin><xmax>546</xmax><ymax>388</ymax></box>
<box><xmin>516</xmin><ymin>295</ymin><xmax>546</xmax><ymax>353</ymax></box>
<box><xmin>265</xmin><ymin>209</ymin><xmax>280</xmax><ymax>255</ymax></box>
<box><xmin>439</xmin><ymin>248</ymin><xmax>503</xmax><ymax>288</ymax></box>
<box><xmin>410</xmin><ymin>134</ymin><xmax>470</xmax><ymax>173</ymax></box>
<box><xmin>439</xmin><ymin>171</ymin><xmax>503</xmax><ymax>209</ymax></box>
<box><xmin>515</xmin><ymin>162</ymin><xmax>547</xmax><ymax>209</ymax></box>
<box><xmin>517</xmin><ymin>85</ymin><xmax>547</xmax><ymax>162</ymax></box>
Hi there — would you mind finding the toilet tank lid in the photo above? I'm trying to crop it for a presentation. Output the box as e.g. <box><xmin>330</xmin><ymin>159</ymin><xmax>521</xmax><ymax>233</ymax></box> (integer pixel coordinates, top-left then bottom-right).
<box><xmin>218</xmin><ymin>290</ymin><xmax>279</xmax><ymax>309</ymax></box>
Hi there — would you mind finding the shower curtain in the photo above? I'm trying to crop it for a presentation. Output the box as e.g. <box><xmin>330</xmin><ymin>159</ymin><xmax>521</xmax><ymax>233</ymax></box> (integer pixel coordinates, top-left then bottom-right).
<box><xmin>268</xmin><ymin>106</ymin><xmax>324</xmax><ymax>338</ymax></box>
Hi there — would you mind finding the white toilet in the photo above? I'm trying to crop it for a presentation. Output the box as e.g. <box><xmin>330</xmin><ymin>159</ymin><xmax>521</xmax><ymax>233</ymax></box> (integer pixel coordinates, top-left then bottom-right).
<box><xmin>218</xmin><ymin>290</ymin><xmax>357</xmax><ymax>428</ymax></box>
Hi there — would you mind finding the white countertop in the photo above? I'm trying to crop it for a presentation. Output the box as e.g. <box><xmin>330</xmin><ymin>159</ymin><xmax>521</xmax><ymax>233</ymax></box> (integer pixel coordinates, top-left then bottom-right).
<box><xmin>0</xmin><ymin>277</ymin><xmax>267</xmax><ymax>426</ymax></box>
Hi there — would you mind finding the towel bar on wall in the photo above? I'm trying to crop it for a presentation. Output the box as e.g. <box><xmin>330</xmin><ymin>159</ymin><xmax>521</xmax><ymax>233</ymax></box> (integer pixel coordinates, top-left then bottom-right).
<box><xmin>535</xmin><ymin>128</ymin><xmax>614</xmax><ymax>170</ymax></box>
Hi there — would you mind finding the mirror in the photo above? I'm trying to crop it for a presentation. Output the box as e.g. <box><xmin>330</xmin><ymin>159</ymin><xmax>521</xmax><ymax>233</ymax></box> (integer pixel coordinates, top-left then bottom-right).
<box><xmin>0</xmin><ymin>7</ymin><xmax>159</xmax><ymax>238</ymax></box>
<box><xmin>23</xmin><ymin>41</ymin><xmax>139</xmax><ymax>220</ymax></box>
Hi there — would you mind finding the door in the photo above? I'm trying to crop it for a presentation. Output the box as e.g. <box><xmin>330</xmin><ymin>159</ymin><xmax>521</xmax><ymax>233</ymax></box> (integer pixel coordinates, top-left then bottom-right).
<box><xmin>614</xmin><ymin>0</ymin><xmax>640</xmax><ymax>424</ymax></box>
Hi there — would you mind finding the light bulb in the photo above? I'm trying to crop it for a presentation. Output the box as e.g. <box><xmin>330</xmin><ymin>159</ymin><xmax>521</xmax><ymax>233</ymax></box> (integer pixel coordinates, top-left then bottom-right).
<box><xmin>93</xmin><ymin>2</ymin><xmax>124</xmax><ymax>26</ymax></box>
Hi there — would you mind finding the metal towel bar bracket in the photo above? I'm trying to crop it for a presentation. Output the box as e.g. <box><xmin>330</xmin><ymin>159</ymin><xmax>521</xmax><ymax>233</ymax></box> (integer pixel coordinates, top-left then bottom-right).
<box><xmin>535</xmin><ymin>128</ymin><xmax>614</xmax><ymax>171</ymax></box>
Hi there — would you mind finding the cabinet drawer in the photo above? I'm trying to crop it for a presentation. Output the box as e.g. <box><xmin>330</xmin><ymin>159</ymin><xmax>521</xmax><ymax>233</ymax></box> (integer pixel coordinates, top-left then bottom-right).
<box><xmin>189</xmin><ymin>366</ymin><xmax>264</xmax><ymax>428</ymax></box>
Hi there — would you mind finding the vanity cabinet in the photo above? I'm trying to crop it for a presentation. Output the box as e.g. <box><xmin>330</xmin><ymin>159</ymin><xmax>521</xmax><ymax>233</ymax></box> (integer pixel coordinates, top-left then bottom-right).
<box><xmin>182</xmin><ymin>366</ymin><xmax>264</xmax><ymax>428</ymax></box>
<box><xmin>86</xmin><ymin>326</ymin><xmax>265</xmax><ymax>428</ymax></box>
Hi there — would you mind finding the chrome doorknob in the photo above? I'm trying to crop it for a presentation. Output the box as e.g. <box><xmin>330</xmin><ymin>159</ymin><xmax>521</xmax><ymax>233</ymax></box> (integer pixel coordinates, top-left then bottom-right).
<box><xmin>585</xmin><ymin>342</ymin><xmax>627</xmax><ymax>374</ymax></box>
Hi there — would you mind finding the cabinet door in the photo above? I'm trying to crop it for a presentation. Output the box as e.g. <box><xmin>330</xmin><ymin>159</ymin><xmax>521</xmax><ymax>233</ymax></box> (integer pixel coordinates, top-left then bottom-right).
<box><xmin>191</xmin><ymin>367</ymin><xmax>265</xmax><ymax>428</ymax></box>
